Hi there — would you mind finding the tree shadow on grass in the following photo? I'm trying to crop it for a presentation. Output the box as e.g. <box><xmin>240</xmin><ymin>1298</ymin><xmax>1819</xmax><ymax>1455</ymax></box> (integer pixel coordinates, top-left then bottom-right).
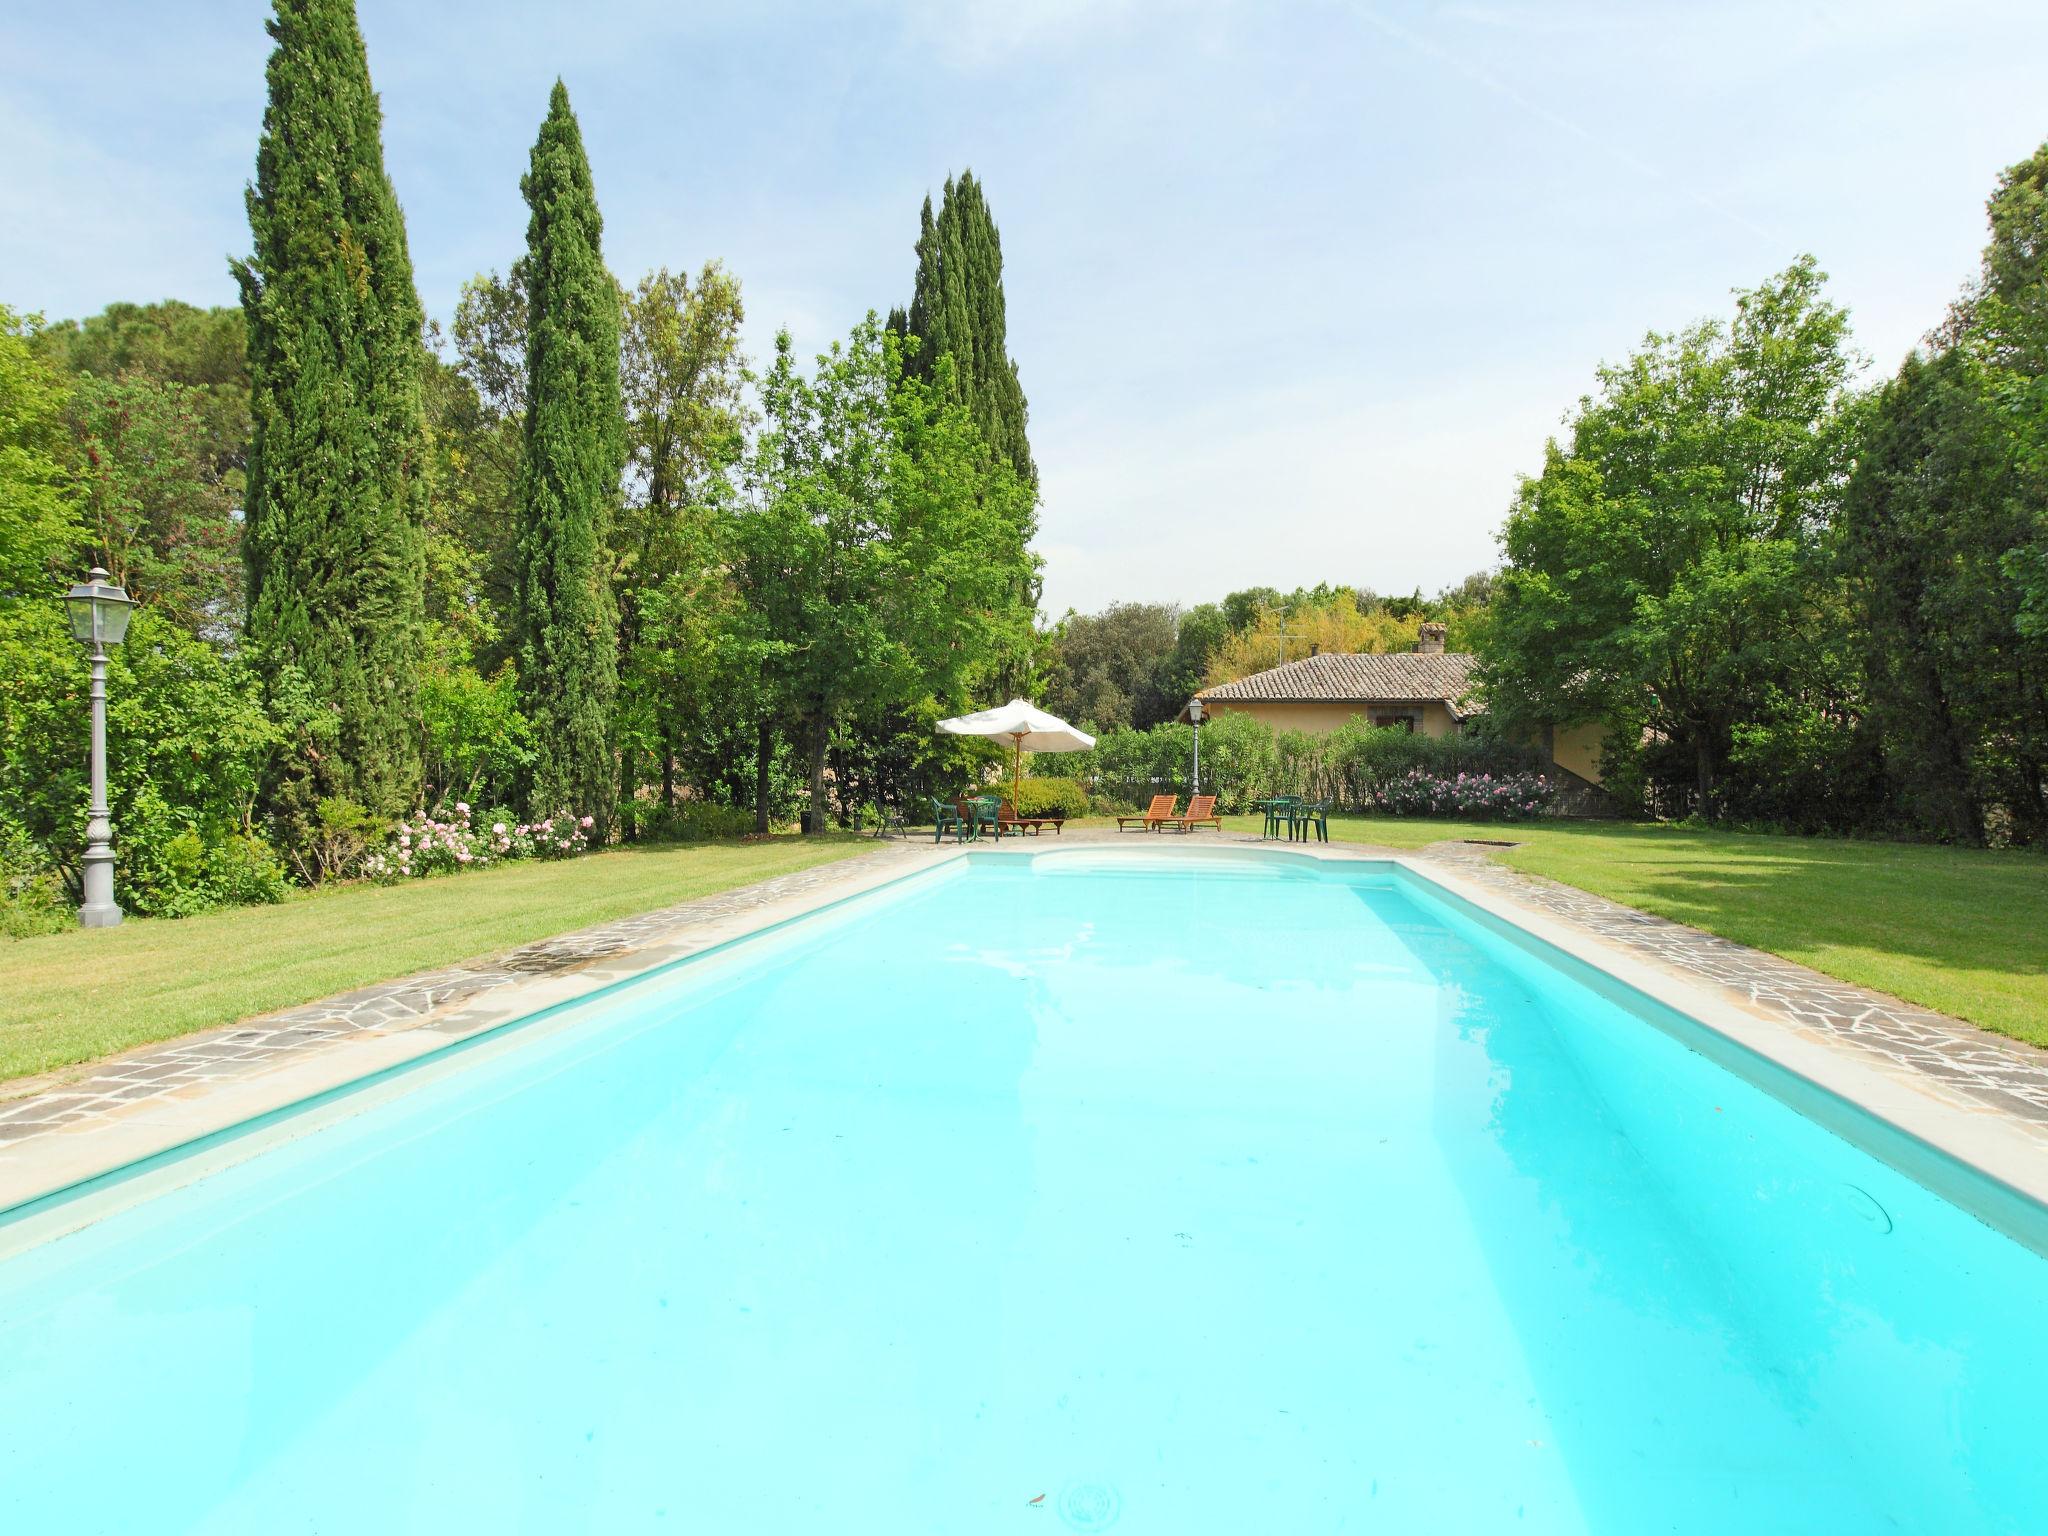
<box><xmin>1506</xmin><ymin>833</ymin><xmax>2048</xmax><ymax>1038</ymax></box>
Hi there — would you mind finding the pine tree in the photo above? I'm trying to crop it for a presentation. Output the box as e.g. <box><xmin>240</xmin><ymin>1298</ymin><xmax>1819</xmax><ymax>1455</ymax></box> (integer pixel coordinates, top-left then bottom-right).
<box><xmin>513</xmin><ymin>82</ymin><xmax>624</xmax><ymax>835</ymax></box>
<box><xmin>894</xmin><ymin>171</ymin><xmax>1036</xmax><ymax>487</ymax></box>
<box><xmin>233</xmin><ymin>0</ymin><xmax>428</xmax><ymax>826</ymax></box>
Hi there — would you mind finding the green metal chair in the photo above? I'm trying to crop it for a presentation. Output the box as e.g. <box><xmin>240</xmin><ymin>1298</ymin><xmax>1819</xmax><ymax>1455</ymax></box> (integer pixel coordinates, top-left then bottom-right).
<box><xmin>930</xmin><ymin>797</ymin><xmax>970</xmax><ymax>843</ymax></box>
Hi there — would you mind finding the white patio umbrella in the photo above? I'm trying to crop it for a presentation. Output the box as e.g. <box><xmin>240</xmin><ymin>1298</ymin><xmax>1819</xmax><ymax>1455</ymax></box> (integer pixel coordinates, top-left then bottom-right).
<box><xmin>936</xmin><ymin>698</ymin><xmax>1096</xmax><ymax>818</ymax></box>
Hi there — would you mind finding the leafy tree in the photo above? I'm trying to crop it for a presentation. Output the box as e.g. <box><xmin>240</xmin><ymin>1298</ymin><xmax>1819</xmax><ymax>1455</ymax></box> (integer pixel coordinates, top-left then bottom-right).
<box><xmin>452</xmin><ymin>271</ymin><xmax>530</xmax><ymax>420</ymax></box>
<box><xmin>232</xmin><ymin>0</ymin><xmax>430</xmax><ymax>827</ymax></box>
<box><xmin>621</xmin><ymin>264</ymin><xmax>748</xmax><ymax>525</ymax></box>
<box><xmin>33</xmin><ymin>301</ymin><xmax>251</xmax><ymax>497</ymax></box>
<box><xmin>511</xmin><ymin>81</ymin><xmax>625</xmax><ymax>835</ymax></box>
<box><xmin>1153</xmin><ymin>602</ymin><xmax>1231</xmax><ymax>713</ymax></box>
<box><xmin>437</xmin><ymin>272</ymin><xmax>532</xmax><ymax>670</ymax></box>
<box><xmin>1840</xmin><ymin>143</ymin><xmax>2048</xmax><ymax>843</ymax></box>
<box><xmin>0</xmin><ymin>605</ymin><xmax>285</xmax><ymax>916</ymax></box>
<box><xmin>418</xmin><ymin>622</ymin><xmax>532</xmax><ymax>810</ymax></box>
<box><xmin>616</xmin><ymin>263</ymin><xmax>752</xmax><ymax>812</ymax></box>
<box><xmin>67</xmin><ymin>374</ymin><xmax>242</xmax><ymax>638</ymax></box>
<box><xmin>1043</xmin><ymin>602</ymin><xmax>1180</xmax><ymax>731</ymax></box>
<box><xmin>33</xmin><ymin>301</ymin><xmax>251</xmax><ymax>640</ymax></box>
<box><xmin>890</xmin><ymin>171</ymin><xmax>1035</xmax><ymax>487</ymax></box>
<box><xmin>419</xmin><ymin>350</ymin><xmax>514</xmax><ymax>656</ymax></box>
<box><xmin>1204</xmin><ymin>592</ymin><xmax>1428</xmax><ymax>684</ymax></box>
<box><xmin>1482</xmin><ymin>258</ymin><xmax>1861</xmax><ymax>814</ymax></box>
<box><xmin>35</xmin><ymin>301</ymin><xmax>248</xmax><ymax>393</ymax></box>
<box><xmin>737</xmin><ymin>317</ymin><xmax>1036</xmax><ymax>833</ymax></box>
<box><xmin>1964</xmin><ymin>144</ymin><xmax>2048</xmax><ymax>657</ymax></box>
<box><xmin>0</xmin><ymin>306</ymin><xmax>83</xmax><ymax>596</ymax></box>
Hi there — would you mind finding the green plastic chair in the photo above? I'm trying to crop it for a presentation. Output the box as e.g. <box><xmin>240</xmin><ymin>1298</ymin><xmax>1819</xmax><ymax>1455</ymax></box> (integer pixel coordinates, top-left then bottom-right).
<box><xmin>930</xmin><ymin>797</ymin><xmax>969</xmax><ymax>843</ymax></box>
<box><xmin>967</xmin><ymin>795</ymin><xmax>1002</xmax><ymax>840</ymax></box>
<box><xmin>1292</xmin><ymin>800</ymin><xmax>1330</xmax><ymax>843</ymax></box>
<box><xmin>1262</xmin><ymin>796</ymin><xmax>1300</xmax><ymax>839</ymax></box>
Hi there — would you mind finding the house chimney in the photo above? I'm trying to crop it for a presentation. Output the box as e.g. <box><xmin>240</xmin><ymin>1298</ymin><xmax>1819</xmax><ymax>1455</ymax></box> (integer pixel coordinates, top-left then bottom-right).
<box><xmin>1415</xmin><ymin>623</ymin><xmax>1447</xmax><ymax>654</ymax></box>
<box><xmin>1309</xmin><ymin>642</ymin><xmax>1320</xmax><ymax>656</ymax></box>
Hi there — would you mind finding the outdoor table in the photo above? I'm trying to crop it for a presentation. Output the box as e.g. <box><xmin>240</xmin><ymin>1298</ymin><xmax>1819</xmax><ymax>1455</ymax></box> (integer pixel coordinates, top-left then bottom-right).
<box><xmin>1254</xmin><ymin>797</ymin><xmax>1301</xmax><ymax>839</ymax></box>
<box><xmin>965</xmin><ymin>795</ymin><xmax>1003</xmax><ymax>840</ymax></box>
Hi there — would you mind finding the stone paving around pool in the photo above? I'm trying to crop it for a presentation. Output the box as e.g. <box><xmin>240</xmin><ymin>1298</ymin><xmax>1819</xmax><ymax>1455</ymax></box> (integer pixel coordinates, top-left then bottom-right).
<box><xmin>3</xmin><ymin>827</ymin><xmax>2046</xmax><ymax>1209</ymax></box>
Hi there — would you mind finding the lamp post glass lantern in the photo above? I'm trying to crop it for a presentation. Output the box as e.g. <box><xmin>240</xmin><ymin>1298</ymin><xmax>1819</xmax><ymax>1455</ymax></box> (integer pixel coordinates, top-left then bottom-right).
<box><xmin>63</xmin><ymin>567</ymin><xmax>135</xmax><ymax>928</ymax></box>
<box><xmin>1187</xmin><ymin>696</ymin><xmax>1205</xmax><ymax>795</ymax></box>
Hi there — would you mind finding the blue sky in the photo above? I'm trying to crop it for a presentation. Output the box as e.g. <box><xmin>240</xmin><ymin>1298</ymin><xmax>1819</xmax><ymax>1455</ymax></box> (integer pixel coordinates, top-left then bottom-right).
<box><xmin>6</xmin><ymin>1</ymin><xmax>2047</xmax><ymax>617</ymax></box>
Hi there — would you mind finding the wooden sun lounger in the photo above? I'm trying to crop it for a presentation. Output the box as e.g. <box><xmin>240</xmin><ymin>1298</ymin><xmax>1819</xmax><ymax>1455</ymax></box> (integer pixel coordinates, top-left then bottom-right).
<box><xmin>1160</xmin><ymin>793</ymin><xmax>1220</xmax><ymax>832</ymax></box>
<box><xmin>1117</xmin><ymin>794</ymin><xmax>1178</xmax><ymax>831</ymax></box>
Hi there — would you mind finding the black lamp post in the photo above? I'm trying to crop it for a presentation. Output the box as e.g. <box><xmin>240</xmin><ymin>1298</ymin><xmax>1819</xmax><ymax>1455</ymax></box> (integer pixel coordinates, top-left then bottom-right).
<box><xmin>1187</xmin><ymin>695</ymin><xmax>1205</xmax><ymax>795</ymax></box>
<box><xmin>63</xmin><ymin>567</ymin><xmax>136</xmax><ymax>928</ymax></box>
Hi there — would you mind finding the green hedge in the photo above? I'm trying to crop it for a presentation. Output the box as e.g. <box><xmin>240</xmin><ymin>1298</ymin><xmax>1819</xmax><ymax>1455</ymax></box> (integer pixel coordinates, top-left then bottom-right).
<box><xmin>1010</xmin><ymin>776</ymin><xmax>1089</xmax><ymax>819</ymax></box>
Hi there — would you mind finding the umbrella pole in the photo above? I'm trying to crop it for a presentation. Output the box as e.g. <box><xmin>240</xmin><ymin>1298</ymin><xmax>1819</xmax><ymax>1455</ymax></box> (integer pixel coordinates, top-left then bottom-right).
<box><xmin>1013</xmin><ymin>737</ymin><xmax>1023</xmax><ymax>831</ymax></box>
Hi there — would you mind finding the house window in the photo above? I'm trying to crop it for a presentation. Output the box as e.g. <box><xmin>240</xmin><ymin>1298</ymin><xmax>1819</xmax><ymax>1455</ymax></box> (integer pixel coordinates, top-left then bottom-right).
<box><xmin>1369</xmin><ymin>710</ymin><xmax>1420</xmax><ymax>733</ymax></box>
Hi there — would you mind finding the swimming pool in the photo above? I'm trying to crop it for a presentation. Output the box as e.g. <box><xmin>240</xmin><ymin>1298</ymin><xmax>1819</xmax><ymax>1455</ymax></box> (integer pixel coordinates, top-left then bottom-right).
<box><xmin>1</xmin><ymin>849</ymin><xmax>2042</xmax><ymax>1533</ymax></box>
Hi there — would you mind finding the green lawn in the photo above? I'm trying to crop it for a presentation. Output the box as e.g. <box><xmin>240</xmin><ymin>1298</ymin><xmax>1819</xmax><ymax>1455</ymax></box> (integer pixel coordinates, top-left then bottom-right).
<box><xmin>0</xmin><ymin>836</ymin><xmax>871</xmax><ymax>1086</ymax></box>
<box><xmin>1217</xmin><ymin>814</ymin><xmax>2048</xmax><ymax>1048</ymax></box>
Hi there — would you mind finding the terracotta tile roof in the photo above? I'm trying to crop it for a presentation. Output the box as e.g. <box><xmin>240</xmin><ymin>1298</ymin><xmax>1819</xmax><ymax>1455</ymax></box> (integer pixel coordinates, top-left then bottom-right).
<box><xmin>1197</xmin><ymin>651</ymin><xmax>1485</xmax><ymax>716</ymax></box>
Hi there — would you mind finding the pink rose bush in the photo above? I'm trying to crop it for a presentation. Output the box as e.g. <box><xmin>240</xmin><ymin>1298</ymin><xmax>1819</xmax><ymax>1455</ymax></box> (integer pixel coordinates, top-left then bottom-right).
<box><xmin>1374</xmin><ymin>770</ymin><xmax>1555</xmax><ymax>821</ymax></box>
<box><xmin>361</xmin><ymin>803</ymin><xmax>594</xmax><ymax>882</ymax></box>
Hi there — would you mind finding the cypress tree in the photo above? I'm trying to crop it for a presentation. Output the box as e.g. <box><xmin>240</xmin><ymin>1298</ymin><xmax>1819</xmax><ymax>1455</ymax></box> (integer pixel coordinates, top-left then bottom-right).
<box><xmin>896</xmin><ymin>171</ymin><xmax>1036</xmax><ymax>486</ymax></box>
<box><xmin>233</xmin><ymin>0</ymin><xmax>428</xmax><ymax>826</ymax></box>
<box><xmin>513</xmin><ymin>82</ymin><xmax>623</xmax><ymax>835</ymax></box>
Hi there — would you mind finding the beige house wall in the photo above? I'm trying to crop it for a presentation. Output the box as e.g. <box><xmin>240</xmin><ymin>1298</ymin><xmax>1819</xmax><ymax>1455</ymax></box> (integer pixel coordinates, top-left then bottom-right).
<box><xmin>1549</xmin><ymin>722</ymin><xmax>1607</xmax><ymax>785</ymax></box>
<box><xmin>1204</xmin><ymin>699</ymin><xmax>1463</xmax><ymax>739</ymax></box>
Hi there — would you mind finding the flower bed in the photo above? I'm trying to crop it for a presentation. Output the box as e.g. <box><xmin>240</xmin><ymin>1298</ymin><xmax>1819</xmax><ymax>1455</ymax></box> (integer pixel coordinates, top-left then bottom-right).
<box><xmin>361</xmin><ymin>803</ymin><xmax>594</xmax><ymax>881</ymax></box>
<box><xmin>1374</xmin><ymin>770</ymin><xmax>1555</xmax><ymax>820</ymax></box>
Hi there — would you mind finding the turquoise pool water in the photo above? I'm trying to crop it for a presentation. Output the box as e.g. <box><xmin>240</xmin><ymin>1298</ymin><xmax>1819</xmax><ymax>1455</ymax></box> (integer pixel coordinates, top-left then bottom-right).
<box><xmin>1</xmin><ymin>850</ymin><xmax>2043</xmax><ymax>1533</ymax></box>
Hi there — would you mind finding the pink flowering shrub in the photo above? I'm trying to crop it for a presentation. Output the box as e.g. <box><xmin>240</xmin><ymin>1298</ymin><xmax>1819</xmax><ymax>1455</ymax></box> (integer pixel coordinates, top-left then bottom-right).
<box><xmin>1374</xmin><ymin>770</ymin><xmax>1555</xmax><ymax>821</ymax></box>
<box><xmin>361</xmin><ymin>802</ymin><xmax>594</xmax><ymax>882</ymax></box>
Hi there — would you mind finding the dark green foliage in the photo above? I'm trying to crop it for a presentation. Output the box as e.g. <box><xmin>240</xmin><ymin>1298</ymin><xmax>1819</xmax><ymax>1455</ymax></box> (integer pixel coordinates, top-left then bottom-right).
<box><xmin>0</xmin><ymin>605</ymin><xmax>286</xmax><ymax>917</ymax></box>
<box><xmin>35</xmin><ymin>301</ymin><xmax>248</xmax><ymax>394</ymax></box>
<box><xmin>738</xmin><ymin>319</ymin><xmax>1037</xmax><ymax>834</ymax></box>
<box><xmin>1842</xmin><ymin>352</ymin><xmax>2048</xmax><ymax>843</ymax></box>
<box><xmin>616</xmin><ymin>799</ymin><xmax>755</xmax><ymax>843</ymax></box>
<box><xmin>1042</xmin><ymin>601</ymin><xmax>1181</xmax><ymax>730</ymax></box>
<box><xmin>0</xmin><ymin>307</ymin><xmax>83</xmax><ymax>596</ymax></box>
<box><xmin>418</xmin><ymin>624</ymin><xmax>533</xmax><ymax>810</ymax></box>
<box><xmin>1483</xmin><ymin>258</ymin><xmax>1860</xmax><ymax>817</ymax></box>
<box><xmin>232</xmin><ymin>0</ymin><xmax>429</xmax><ymax>828</ymax></box>
<box><xmin>33</xmin><ymin>303</ymin><xmax>252</xmax><ymax>641</ymax></box>
<box><xmin>615</xmin><ymin>264</ymin><xmax>754</xmax><ymax>825</ymax></box>
<box><xmin>67</xmin><ymin>373</ymin><xmax>244</xmax><ymax>639</ymax></box>
<box><xmin>893</xmin><ymin>171</ymin><xmax>1036</xmax><ymax>487</ymax></box>
<box><xmin>512</xmin><ymin>82</ymin><xmax>624</xmax><ymax>835</ymax></box>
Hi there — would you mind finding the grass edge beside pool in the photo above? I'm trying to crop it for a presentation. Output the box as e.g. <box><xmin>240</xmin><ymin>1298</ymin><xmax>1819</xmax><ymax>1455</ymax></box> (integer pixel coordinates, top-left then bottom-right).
<box><xmin>0</xmin><ymin>836</ymin><xmax>872</xmax><ymax>1087</ymax></box>
<box><xmin>1213</xmin><ymin>814</ymin><xmax>2048</xmax><ymax>1049</ymax></box>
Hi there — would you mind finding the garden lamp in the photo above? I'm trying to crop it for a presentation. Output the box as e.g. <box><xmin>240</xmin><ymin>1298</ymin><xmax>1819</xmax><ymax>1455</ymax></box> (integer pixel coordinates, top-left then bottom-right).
<box><xmin>63</xmin><ymin>567</ymin><xmax>136</xmax><ymax>927</ymax></box>
<box><xmin>1187</xmin><ymin>695</ymin><xmax>1205</xmax><ymax>795</ymax></box>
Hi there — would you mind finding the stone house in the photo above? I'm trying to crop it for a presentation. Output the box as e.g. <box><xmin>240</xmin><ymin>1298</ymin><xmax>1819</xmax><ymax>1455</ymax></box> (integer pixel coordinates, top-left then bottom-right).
<box><xmin>1184</xmin><ymin>624</ymin><xmax>1607</xmax><ymax>786</ymax></box>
